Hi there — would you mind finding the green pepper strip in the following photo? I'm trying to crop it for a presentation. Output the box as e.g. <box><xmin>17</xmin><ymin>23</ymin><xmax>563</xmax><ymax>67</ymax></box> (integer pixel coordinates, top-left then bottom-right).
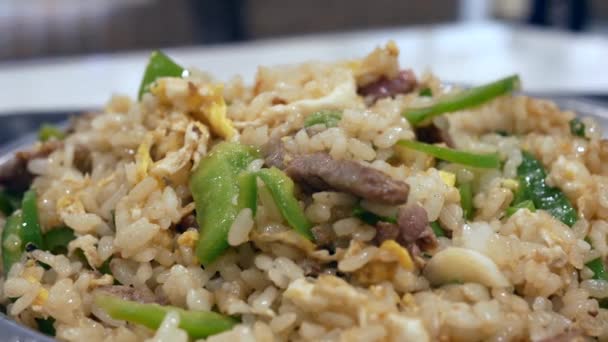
<box><xmin>138</xmin><ymin>50</ymin><xmax>185</xmax><ymax>100</ymax></box>
<box><xmin>397</xmin><ymin>140</ymin><xmax>500</xmax><ymax>169</ymax></box>
<box><xmin>95</xmin><ymin>294</ymin><xmax>237</xmax><ymax>339</ymax></box>
<box><xmin>35</xmin><ymin>317</ymin><xmax>56</xmax><ymax>337</ymax></box>
<box><xmin>2</xmin><ymin>212</ymin><xmax>24</xmax><ymax>275</ymax></box>
<box><xmin>352</xmin><ymin>204</ymin><xmax>396</xmax><ymax>226</ymax></box>
<box><xmin>43</xmin><ymin>227</ymin><xmax>75</xmax><ymax>255</ymax></box>
<box><xmin>458</xmin><ymin>182</ymin><xmax>474</xmax><ymax>220</ymax></box>
<box><xmin>505</xmin><ymin>200</ymin><xmax>535</xmax><ymax>217</ymax></box>
<box><xmin>0</xmin><ymin>190</ymin><xmax>20</xmax><ymax>216</ymax></box>
<box><xmin>430</xmin><ymin>221</ymin><xmax>446</xmax><ymax>237</ymax></box>
<box><xmin>569</xmin><ymin>118</ymin><xmax>586</xmax><ymax>138</ymax></box>
<box><xmin>586</xmin><ymin>258</ymin><xmax>608</xmax><ymax>281</ymax></box>
<box><xmin>404</xmin><ymin>75</ymin><xmax>520</xmax><ymax>126</ymax></box>
<box><xmin>2</xmin><ymin>189</ymin><xmax>45</xmax><ymax>274</ymax></box>
<box><xmin>303</xmin><ymin>110</ymin><xmax>342</xmax><ymax>128</ymax></box>
<box><xmin>190</xmin><ymin>142</ymin><xmax>259</xmax><ymax>265</ymax></box>
<box><xmin>419</xmin><ymin>88</ymin><xmax>433</xmax><ymax>97</ymax></box>
<box><xmin>237</xmin><ymin>172</ymin><xmax>259</xmax><ymax>216</ymax></box>
<box><xmin>21</xmin><ymin>190</ymin><xmax>44</xmax><ymax>250</ymax></box>
<box><xmin>256</xmin><ymin>168</ymin><xmax>314</xmax><ymax>240</ymax></box>
<box><xmin>38</xmin><ymin>124</ymin><xmax>66</xmax><ymax>142</ymax></box>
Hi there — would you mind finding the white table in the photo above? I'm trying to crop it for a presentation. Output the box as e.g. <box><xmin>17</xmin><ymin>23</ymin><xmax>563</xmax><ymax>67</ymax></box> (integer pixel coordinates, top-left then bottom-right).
<box><xmin>1</xmin><ymin>21</ymin><xmax>607</xmax><ymax>114</ymax></box>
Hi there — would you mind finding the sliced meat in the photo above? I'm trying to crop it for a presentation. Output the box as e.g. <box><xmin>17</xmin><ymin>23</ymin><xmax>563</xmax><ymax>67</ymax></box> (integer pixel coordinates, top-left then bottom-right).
<box><xmin>414</xmin><ymin>124</ymin><xmax>454</xmax><ymax>148</ymax></box>
<box><xmin>373</xmin><ymin>204</ymin><xmax>437</xmax><ymax>258</ymax></box>
<box><xmin>262</xmin><ymin>137</ymin><xmax>288</xmax><ymax>170</ymax></box>
<box><xmin>357</xmin><ymin>70</ymin><xmax>417</xmax><ymax>103</ymax></box>
<box><xmin>285</xmin><ymin>153</ymin><xmax>409</xmax><ymax>205</ymax></box>
<box><xmin>96</xmin><ymin>285</ymin><xmax>166</xmax><ymax>304</ymax></box>
<box><xmin>176</xmin><ymin>213</ymin><xmax>198</xmax><ymax>233</ymax></box>
<box><xmin>298</xmin><ymin>259</ymin><xmax>323</xmax><ymax>277</ymax></box>
<box><xmin>374</xmin><ymin>221</ymin><xmax>400</xmax><ymax>244</ymax></box>
<box><xmin>0</xmin><ymin>140</ymin><xmax>62</xmax><ymax>192</ymax></box>
<box><xmin>397</xmin><ymin>204</ymin><xmax>430</xmax><ymax>244</ymax></box>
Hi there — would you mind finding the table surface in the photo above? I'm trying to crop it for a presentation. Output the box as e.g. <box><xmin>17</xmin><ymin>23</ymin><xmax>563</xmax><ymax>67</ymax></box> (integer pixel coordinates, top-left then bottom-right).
<box><xmin>1</xmin><ymin>21</ymin><xmax>607</xmax><ymax>114</ymax></box>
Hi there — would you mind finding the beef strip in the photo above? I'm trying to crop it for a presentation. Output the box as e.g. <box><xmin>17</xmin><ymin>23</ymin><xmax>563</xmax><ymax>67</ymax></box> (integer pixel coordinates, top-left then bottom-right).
<box><xmin>285</xmin><ymin>153</ymin><xmax>409</xmax><ymax>205</ymax></box>
<box><xmin>96</xmin><ymin>285</ymin><xmax>166</xmax><ymax>305</ymax></box>
<box><xmin>176</xmin><ymin>213</ymin><xmax>198</xmax><ymax>233</ymax></box>
<box><xmin>374</xmin><ymin>221</ymin><xmax>400</xmax><ymax>243</ymax></box>
<box><xmin>373</xmin><ymin>204</ymin><xmax>437</xmax><ymax>258</ymax></box>
<box><xmin>414</xmin><ymin>124</ymin><xmax>454</xmax><ymax>148</ymax></box>
<box><xmin>357</xmin><ymin>70</ymin><xmax>417</xmax><ymax>103</ymax></box>
<box><xmin>262</xmin><ymin>137</ymin><xmax>289</xmax><ymax>170</ymax></box>
<box><xmin>0</xmin><ymin>140</ymin><xmax>62</xmax><ymax>192</ymax></box>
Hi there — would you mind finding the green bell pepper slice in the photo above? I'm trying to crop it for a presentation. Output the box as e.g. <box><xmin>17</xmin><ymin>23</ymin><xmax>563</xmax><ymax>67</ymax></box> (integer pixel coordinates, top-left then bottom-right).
<box><xmin>138</xmin><ymin>51</ymin><xmax>185</xmax><ymax>100</ymax></box>
<box><xmin>256</xmin><ymin>168</ymin><xmax>314</xmax><ymax>240</ymax></box>
<box><xmin>95</xmin><ymin>294</ymin><xmax>237</xmax><ymax>339</ymax></box>
<box><xmin>397</xmin><ymin>140</ymin><xmax>500</xmax><ymax>169</ymax></box>
<box><xmin>404</xmin><ymin>75</ymin><xmax>520</xmax><ymax>126</ymax></box>
<box><xmin>190</xmin><ymin>142</ymin><xmax>259</xmax><ymax>265</ymax></box>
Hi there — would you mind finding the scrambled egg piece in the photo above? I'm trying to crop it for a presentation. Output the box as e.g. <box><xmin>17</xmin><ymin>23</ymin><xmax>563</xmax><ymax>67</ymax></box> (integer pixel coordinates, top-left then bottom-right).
<box><xmin>151</xmin><ymin>79</ymin><xmax>235</xmax><ymax>139</ymax></box>
<box><xmin>25</xmin><ymin>275</ymin><xmax>48</xmax><ymax>306</ymax></box>
<box><xmin>380</xmin><ymin>240</ymin><xmax>414</xmax><ymax>271</ymax></box>
<box><xmin>152</xmin><ymin>122</ymin><xmax>209</xmax><ymax>176</ymax></box>
<box><xmin>355</xmin><ymin>240</ymin><xmax>414</xmax><ymax>284</ymax></box>
<box><xmin>438</xmin><ymin>170</ymin><xmax>456</xmax><ymax>187</ymax></box>
<box><xmin>177</xmin><ymin>229</ymin><xmax>199</xmax><ymax>248</ymax></box>
<box><xmin>198</xmin><ymin>84</ymin><xmax>235</xmax><ymax>140</ymax></box>
<box><xmin>135</xmin><ymin>133</ymin><xmax>154</xmax><ymax>182</ymax></box>
<box><xmin>56</xmin><ymin>194</ymin><xmax>85</xmax><ymax>217</ymax></box>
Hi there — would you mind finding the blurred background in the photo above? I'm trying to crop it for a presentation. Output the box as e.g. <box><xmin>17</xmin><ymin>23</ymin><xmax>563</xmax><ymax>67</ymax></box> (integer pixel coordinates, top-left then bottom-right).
<box><xmin>1</xmin><ymin>0</ymin><xmax>607</xmax><ymax>61</ymax></box>
<box><xmin>0</xmin><ymin>0</ymin><xmax>608</xmax><ymax>124</ymax></box>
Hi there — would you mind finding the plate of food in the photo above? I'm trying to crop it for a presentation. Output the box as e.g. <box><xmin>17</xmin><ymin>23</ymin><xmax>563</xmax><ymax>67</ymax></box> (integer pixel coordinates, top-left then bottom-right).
<box><xmin>1</xmin><ymin>41</ymin><xmax>608</xmax><ymax>341</ymax></box>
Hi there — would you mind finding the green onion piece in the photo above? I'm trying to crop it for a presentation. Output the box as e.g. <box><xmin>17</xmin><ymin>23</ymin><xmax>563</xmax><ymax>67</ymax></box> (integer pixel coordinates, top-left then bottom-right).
<box><xmin>138</xmin><ymin>51</ymin><xmax>185</xmax><ymax>100</ymax></box>
<box><xmin>458</xmin><ymin>182</ymin><xmax>474</xmax><ymax>220</ymax></box>
<box><xmin>505</xmin><ymin>200</ymin><xmax>535</xmax><ymax>217</ymax></box>
<box><xmin>43</xmin><ymin>227</ymin><xmax>75</xmax><ymax>255</ymax></box>
<box><xmin>513</xmin><ymin>152</ymin><xmax>577</xmax><ymax>227</ymax></box>
<box><xmin>396</xmin><ymin>140</ymin><xmax>501</xmax><ymax>169</ymax></box>
<box><xmin>419</xmin><ymin>88</ymin><xmax>433</xmax><ymax>97</ymax></box>
<box><xmin>20</xmin><ymin>190</ymin><xmax>44</xmax><ymax>250</ymax></box>
<box><xmin>303</xmin><ymin>110</ymin><xmax>342</xmax><ymax>128</ymax></box>
<box><xmin>569</xmin><ymin>118</ymin><xmax>586</xmax><ymax>138</ymax></box>
<box><xmin>430</xmin><ymin>221</ymin><xmax>445</xmax><ymax>237</ymax></box>
<box><xmin>495</xmin><ymin>130</ymin><xmax>509</xmax><ymax>137</ymax></box>
<box><xmin>38</xmin><ymin>124</ymin><xmax>66</xmax><ymax>142</ymax></box>
<box><xmin>587</xmin><ymin>258</ymin><xmax>608</xmax><ymax>281</ymax></box>
<box><xmin>95</xmin><ymin>294</ymin><xmax>237</xmax><ymax>339</ymax></box>
<box><xmin>352</xmin><ymin>204</ymin><xmax>397</xmax><ymax>225</ymax></box>
<box><xmin>404</xmin><ymin>75</ymin><xmax>520</xmax><ymax>126</ymax></box>
<box><xmin>35</xmin><ymin>317</ymin><xmax>56</xmax><ymax>336</ymax></box>
<box><xmin>0</xmin><ymin>191</ymin><xmax>20</xmax><ymax>216</ymax></box>
<box><xmin>2</xmin><ymin>212</ymin><xmax>24</xmax><ymax>275</ymax></box>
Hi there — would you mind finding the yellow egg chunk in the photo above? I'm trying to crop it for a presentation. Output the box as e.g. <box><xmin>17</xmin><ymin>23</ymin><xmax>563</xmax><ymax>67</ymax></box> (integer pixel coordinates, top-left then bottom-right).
<box><xmin>438</xmin><ymin>170</ymin><xmax>456</xmax><ymax>187</ymax></box>
<box><xmin>380</xmin><ymin>240</ymin><xmax>415</xmax><ymax>271</ymax></box>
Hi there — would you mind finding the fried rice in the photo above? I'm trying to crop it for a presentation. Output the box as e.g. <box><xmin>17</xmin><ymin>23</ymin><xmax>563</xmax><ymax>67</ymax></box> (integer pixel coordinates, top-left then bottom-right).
<box><xmin>1</xmin><ymin>41</ymin><xmax>607</xmax><ymax>342</ymax></box>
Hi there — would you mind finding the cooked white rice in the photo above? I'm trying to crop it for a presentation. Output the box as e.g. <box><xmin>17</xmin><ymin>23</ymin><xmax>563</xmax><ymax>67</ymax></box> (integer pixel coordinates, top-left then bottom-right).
<box><xmin>1</xmin><ymin>41</ymin><xmax>607</xmax><ymax>341</ymax></box>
